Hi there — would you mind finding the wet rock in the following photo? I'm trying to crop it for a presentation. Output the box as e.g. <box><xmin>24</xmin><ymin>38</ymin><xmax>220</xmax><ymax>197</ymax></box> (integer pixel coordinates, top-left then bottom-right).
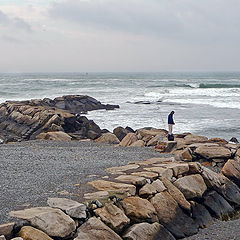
<box><xmin>120</xmin><ymin>196</ymin><xmax>158</xmax><ymax>223</ymax></box>
<box><xmin>190</xmin><ymin>201</ymin><xmax>214</xmax><ymax>228</ymax></box>
<box><xmin>123</xmin><ymin>222</ymin><xmax>175</xmax><ymax>240</ymax></box>
<box><xmin>150</xmin><ymin>192</ymin><xmax>198</xmax><ymax>238</ymax></box>
<box><xmin>201</xmin><ymin>167</ymin><xmax>240</xmax><ymax>205</ymax></box>
<box><xmin>94</xmin><ymin>203</ymin><xmax>130</xmax><ymax>233</ymax></box>
<box><xmin>161</xmin><ymin>177</ymin><xmax>191</xmax><ymax>212</ymax></box>
<box><xmin>173</xmin><ymin>174</ymin><xmax>207</xmax><ymax>199</ymax></box>
<box><xmin>203</xmin><ymin>190</ymin><xmax>234</xmax><ymax>219</ymax></box>
<box><xmin>95</xmin><ymin>133</ymin><xmax>120</xmax><ymax>144</ymax></box>
<box><xmin>9</xmin><ymin>207</ymin><xmax>76</xmax><ymax>238</ymax></box>
<box><xmin>47</xmin><ymin>198</ymin><xmax>86</xmax><ymax>219</ymax></box>
<box><xmin>222</xmin><ymin>159</ymin><xmax>240</xmax><ymax>186</ymax></box>
<box><xmin>230</xmin><ymin>137</ymin><xmax>239</xmax><ymax>143</ymax></box>
<box><xmin>0</xmin><ymin>222</ymin><xmax>15</xmax><ymax>239</ymax></box>
<box><xmin>88</xmin><ymin>180</ymin><xmax>136</xmax><ymax>196</ymax></box>
<box><xmin>19</xmin><ymin>226</ymin><xmax>53</xmax><ymax>240</ymax></box>
<box><xmin>74</xmin><ymin>217</ymin><xmax>122</xmax><ymax>240</ymax></box>
<box><xmin>113</xmin><ymin>127</ymin><xmax>130</xmax><ymax>141</ymax></box>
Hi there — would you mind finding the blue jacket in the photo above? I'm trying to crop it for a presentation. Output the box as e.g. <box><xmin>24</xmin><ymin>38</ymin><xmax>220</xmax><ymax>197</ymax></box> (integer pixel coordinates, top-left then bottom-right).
<box><xmin>168</xmin><ymin>113</ymin><xmax>174</xmax><ymax>124</ymax></box>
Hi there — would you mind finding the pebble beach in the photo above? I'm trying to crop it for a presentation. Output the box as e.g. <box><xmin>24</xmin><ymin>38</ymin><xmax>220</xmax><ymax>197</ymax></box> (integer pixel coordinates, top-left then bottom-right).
<box><xmin>0</xmin><ymin>140</ymin><xmax>165</xmax><ymax>224</ymax></box>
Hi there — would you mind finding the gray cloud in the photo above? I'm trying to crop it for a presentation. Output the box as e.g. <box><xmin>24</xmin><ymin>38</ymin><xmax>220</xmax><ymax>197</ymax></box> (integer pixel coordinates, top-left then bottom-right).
<box><xmin>49</xmin><ymin>0</ymin><xmax>240</xmax><ymax>43</ymax></box>
<box><xmin>0</xmin><ymin>10</ymin><xmax>32</xmax><ymax>32</ymax></box>
<box><xmin>2</xmin><ymin>35</ymin><xmax>24</xmax><ymax>44</ymax></box>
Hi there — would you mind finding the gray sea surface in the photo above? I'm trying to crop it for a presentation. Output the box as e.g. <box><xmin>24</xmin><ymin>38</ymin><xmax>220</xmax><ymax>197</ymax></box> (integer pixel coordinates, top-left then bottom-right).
<box><xmin>0</xmin><ymin>72</ymin><xmax>240</xmax><ymax>140</ymax></box>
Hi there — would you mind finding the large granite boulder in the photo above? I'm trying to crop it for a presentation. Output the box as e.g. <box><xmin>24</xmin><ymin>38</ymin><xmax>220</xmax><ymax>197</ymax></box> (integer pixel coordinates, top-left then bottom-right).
<box><xmin>95</xmin><ymin>133</ymin><xmax>120</xmax><ymax>144</ymax></box>
<box><xmin>190</xmin><ymin>201</ymin><xmax>213</xmax><ymax>228</ymax></box>
<box><xmin>123</xmin><ymin>222</ymin><xmax>175</xmax><ymax>240</ymax></box>
<box><xmin>120</xmin><ymin>196</ymin><xmax>158</xmax><ymax>223</ymax></box>
<box><xmin>150</xmin><ymin>192</ymin><xmax>198</xmax><ymax>238</ymax></box>
<box><xmin>36</xmin><ymin>131</ymin><xmax>72</xmax><ymax>141</ymax></box>
<box><xmin>194</xmin><ymin>146</ymin><xmax>231</xmax><ymax>160</ymax></box>
<box><xmin>201</xmin><ymin>167</ymin><xmax>240</xmax><ymax>205</ymax></box>
<box><xmin>47</xmin><ymin>198</ymin><xmax>86</xmax><ymax>219</ymax></box>
<box><xmin>222</xmin><ymin>159</ymin><xmax>240</xmax><ymax>186</ymax></box>
<box><xmin>19</xmin><ymin>226</ymin><xmax>53</xmax><ymax>240</ymax></box>
<box><xmin>119</xmin><ymin>133</ymin><xmax>138</xmax><ymax>147</ymax></box>
<box><xmin>9</xmin><ymin>207</ymin><xmax>76</xmax><ymax>238</ymax></box>
<box><xmin>94</xmin><ymin>203</ymin><xmax>130</xmax><ymax>233</ymax></box>
<box><xmin>173</xmin><ymin>174</ymin><xmax>207</xmax><ymax>199</ymax></box>
<box><xmin>161</xmin><ymin>177</ymin><xmax>191</xmax><ymax>212</ymax></box>
<box><xmin>184</xmin><ymin>134</ymin><xmax>208</xmax><ymax>145</ymax></box>
<box><xmin>113</xmin><ymin>127</ymin><xmax>130</xmax><ymax>141</ymax></box>
<box><xmin>74</xmin><ymin>217</ymin><xmax>122</xmax><ymax>240</ymax></box>
<box><xmin>203</xmin><ymin>190</ymin><xmax>234</xmax><ymax>219</ymax></box>
<box><xmin>88</xmin><ymin>180</ymin><xmax>136</xmax><ymax>196</ymax></box>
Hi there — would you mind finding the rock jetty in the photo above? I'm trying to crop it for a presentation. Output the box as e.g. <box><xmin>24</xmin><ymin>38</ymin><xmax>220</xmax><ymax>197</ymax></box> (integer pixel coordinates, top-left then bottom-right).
<box><xmin>1</xmin><ymin>134</ymin><xmax>240</xmax><ymax>239</ymax></box>
<box><xmin>0</xmin><ymin>95</ymin><xmax>119</xmax><ymax>143</ymax></box>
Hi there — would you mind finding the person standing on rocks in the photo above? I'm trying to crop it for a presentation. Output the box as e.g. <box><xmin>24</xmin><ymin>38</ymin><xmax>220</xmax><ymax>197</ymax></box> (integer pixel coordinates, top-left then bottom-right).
<box><xmin>168</xmin><ymin>111</ymin><xmax>175</xmax><ymax>135</ymax></box>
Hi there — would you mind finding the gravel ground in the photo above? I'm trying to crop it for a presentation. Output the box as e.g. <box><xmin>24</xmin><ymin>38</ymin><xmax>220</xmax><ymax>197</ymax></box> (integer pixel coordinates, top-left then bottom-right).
<box><xmin>0</xmin><ymin>140</ymin><xmax>166</xmax><ymax>224</ymax></box>
<box><xmin>184</xmin><ymin>219</ymin><xmax>240</xmax><ymax>240</ymax></box>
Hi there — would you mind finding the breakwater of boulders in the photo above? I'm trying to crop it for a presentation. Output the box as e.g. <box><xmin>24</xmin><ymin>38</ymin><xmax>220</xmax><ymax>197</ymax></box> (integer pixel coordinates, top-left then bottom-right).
<box><xmin>1</xmin><ymin>95</ymin><xmax>240</xmax><ymax>240</ymax></box>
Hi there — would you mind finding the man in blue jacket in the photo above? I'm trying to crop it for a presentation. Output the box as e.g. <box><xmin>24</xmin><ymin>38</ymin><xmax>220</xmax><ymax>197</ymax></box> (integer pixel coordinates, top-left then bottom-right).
<box><xmin>168</xmin><ymin>111</ymin><xmax>175</xmax><ymax>135</ymax></box>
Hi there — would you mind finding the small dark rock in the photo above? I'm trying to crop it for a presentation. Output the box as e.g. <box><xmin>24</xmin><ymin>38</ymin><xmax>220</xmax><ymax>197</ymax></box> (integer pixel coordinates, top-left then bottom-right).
<box><xmin>230</xmin><ymin>137</ymin><xmax>239</xmax><ymax>143</ymax></box>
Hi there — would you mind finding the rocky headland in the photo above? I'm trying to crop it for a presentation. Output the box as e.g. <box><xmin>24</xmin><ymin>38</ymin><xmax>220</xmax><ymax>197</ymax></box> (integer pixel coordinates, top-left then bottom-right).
<box><xmin>1</xmin><ymin>96</ymin><xmax>240</xmax><ymax>240</ymax></box>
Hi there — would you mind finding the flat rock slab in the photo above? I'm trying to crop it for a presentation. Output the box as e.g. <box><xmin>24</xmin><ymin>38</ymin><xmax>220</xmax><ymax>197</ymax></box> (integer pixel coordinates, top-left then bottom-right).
<box><xmin>19</xmin><ymin>226</ymin><xmax>53</xmax><ymax>240</ymax></box>
<box><xmin>194</xmin><ymin>146</ymin><xmax>231</xmax><ymax>159</ymax></box>
<box><xmin>120</xmin><ymin>196</ymin><xmax>158</xmax><ymax>223</ymax></box>
<box><xmin>139</xmin><ymin>179</ymin><xmax>166</xmax><ymax>197</ymax></box>
<box><xmin>154</xmin><ymin>162</ymin><xmax>189</xmax><ymax>177</ymax></box>
<box><xmin>150</xmin><ymin>192</ymin><xmax>198</xmax><ymax>238</ymax></box>
<box><xmin>130</xmin><ymin>171</ymin><xmax>159</xmax><ymax>180</ymax></box>
<box><xmin>123</xmin><ymin>222</ymin><xmax>176</xmax><ymax>240</ymax></box>
<box><xmin>9</xmin><ymin>207</ymin><xmax>76</xmax><ymax>238</ymax></box>
<box><xmin>74</xmin><ymin>217</ymin><xmax>122</xmax><ymax>240</ymax></box>
<box><xmin>94</xmin><ymin>203</ymin><xmax>130</xmax><ymax>233</ymax></box>
<box><xmin>115</xmin><ymin>175</ymin><xmax>147</xmax><ymax>186</ymax></box>
<box><xmin>143</xmin><ymin>167</ymin><xmax>173</xmax><ymax>180</ymax></box>
<box><xmin>83</xmin><ymin>191</ymin><xmax>110</xmax><ymax>200</ymax></box>
<box><xmin>173</xmin><ymin>174</ymin><xmax>207</xmax><ymax>199</ymax></box>
<box><xmin>203</xmin><ymin>190</ymin><xmax>234</xmax><ymax>219</ymax></box>
<box><xmin>47</xmin><ymin>198</ymin><xmax>86</xmax><ymax>219</ymax></box>
<box><xmin>135</xmin><ymin>157</ymin><xmax>176</xmax><ymax>166</ymax></box>
<box><xmin>106</xmin><ymin>164</ymin><xmax>139</xmax><ymax>175</ymax></box>
<box><xmin>88</xmin><ymin>180</ymin><xmax>136</xmax><ymax>196</ymax></box>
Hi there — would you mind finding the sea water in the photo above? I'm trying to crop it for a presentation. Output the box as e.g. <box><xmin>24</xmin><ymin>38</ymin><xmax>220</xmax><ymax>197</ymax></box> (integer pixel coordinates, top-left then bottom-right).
<box><xmin>0</xmin><ymin>72</ymin><xmax>240</xmax><ymax>140</ymax></box>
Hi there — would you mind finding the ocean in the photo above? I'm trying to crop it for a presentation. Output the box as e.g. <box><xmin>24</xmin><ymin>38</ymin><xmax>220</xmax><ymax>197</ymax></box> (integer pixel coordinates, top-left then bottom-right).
<box><xmin>0</xmin><ymin>72</ymin><xmax>240</xmax><ymax>141</ymax></box>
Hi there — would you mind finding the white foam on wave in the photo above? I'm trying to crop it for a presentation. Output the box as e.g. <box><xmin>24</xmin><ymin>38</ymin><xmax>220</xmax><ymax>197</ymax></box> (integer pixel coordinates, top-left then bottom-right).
<box><xmin>167</xmin><ymin>98</ymin><xmax>240</xmax><ymax>109</ymax></box>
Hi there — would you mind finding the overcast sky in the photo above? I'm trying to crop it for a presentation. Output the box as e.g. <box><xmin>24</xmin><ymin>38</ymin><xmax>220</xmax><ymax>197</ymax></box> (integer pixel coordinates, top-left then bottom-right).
<box><xmin>0</xmin><ymin>0</ymin><xmax>239</xmax><ymax>72</ymax></box>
